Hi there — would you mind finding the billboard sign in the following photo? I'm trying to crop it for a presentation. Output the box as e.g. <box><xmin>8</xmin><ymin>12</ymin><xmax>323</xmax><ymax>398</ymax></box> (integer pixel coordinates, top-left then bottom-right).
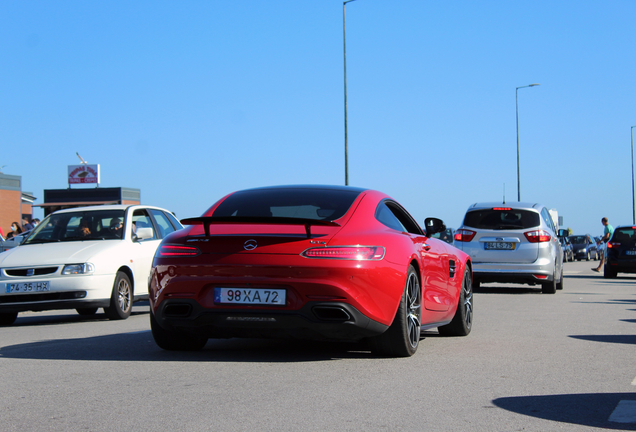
<box><xmin>68</xmin><ymin>164</ymin><xmax>100</xmax><ymax>185</ymax></box>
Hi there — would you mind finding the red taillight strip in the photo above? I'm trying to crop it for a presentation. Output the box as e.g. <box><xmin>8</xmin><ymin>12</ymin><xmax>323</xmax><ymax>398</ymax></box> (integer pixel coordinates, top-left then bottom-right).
<box><xmin>157</xmin><ymin>245</ymin><xmax>201</xmax><ymax>257</ymax></box>
<box><xmin>524</xmin><ymin>230</ymin><xmax>551</xmax><ymax>243</ymax></box>
<box><xmin>302</xmin><ymin>246</ymin><xmax>385</xmax><ymax>260</ymax></box>
<box><xmin>454</xmin><ymin>229</ymin><xmax>476</xmax><ymax>242</ymax></box>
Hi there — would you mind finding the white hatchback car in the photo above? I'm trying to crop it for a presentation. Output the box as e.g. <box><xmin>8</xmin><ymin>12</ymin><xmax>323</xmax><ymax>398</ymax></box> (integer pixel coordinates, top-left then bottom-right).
<box><xmin>0</xmin><ymin>205</ymin><xmax>183</xmax><ymax>325</ymax></box>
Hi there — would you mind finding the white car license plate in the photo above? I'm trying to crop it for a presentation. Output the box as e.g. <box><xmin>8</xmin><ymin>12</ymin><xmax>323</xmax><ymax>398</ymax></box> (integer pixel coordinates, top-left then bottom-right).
<box><xmin>214</xmin><ymin>288</ymin><xmax>286</xmax><ymax>305</ymax></box>
<box><xmin>6</xmin><ymin>281</ymin><xmax>50</xmax><ymax>293</ymax></box>
<box><xmin>485</xmin><ymin>242</ymin><xmax>515</xmax><ymax>250</ymax></box>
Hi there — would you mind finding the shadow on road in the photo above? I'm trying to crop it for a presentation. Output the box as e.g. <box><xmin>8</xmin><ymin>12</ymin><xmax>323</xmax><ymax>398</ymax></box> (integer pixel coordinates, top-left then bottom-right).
<box><xmin>569</xmin><ymin>334</ymin><xmax>636</xmax><ymax>345</ymax></box>
<box><xmin>493</xmin><ymin>393</ymin><xmax>636</xmax><ymax>430</ymax></box>
<box><xmin>0</xmin><ymin>330</ymin><xmax>437</xmax><ymax>362</ymax></box>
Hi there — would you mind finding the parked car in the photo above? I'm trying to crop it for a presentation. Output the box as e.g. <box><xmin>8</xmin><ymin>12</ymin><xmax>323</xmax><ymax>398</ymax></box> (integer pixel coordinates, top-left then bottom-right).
<box><xmin>453</xmin><ymin>202</ymin><xmax>563</xmax><ymax>294</ymax></box>
<box><xmin>569</xmin><ymin>234</ymin><xmax>598</xmax><ymax>261</ymax></box>
<box><xmin>559</xmin><ymin>236</ymin><xmax>574</xmax><ymax>262</ymax></box>
<box><xmin>0</xmin><ymin>230</ymin><xmax>32</xmax><ymax>252</ymax></box>
<box><xmin>604</xmin><ymin>226</ymin><xmax>636</xmax><ymax>278</ymax></box>
<box><xmin>431</xmin><ymin>227</ymin><xmax>455</xmax><ymax>245</ymax></box>
<box><xmin>0</xmin><ymin>205</ymin><xmax>183</xmax><ymax>325</ymax></box>
<box><xmin>149</xmin><ymin>185</ymin><xmax>473</xmax><ymax>357</ymax></box>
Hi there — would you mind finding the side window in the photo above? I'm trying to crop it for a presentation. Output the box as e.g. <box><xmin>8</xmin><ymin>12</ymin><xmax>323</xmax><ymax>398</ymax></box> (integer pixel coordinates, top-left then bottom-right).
<box><xmin>541</xmin><ymin>208</ymin><xmax>555</xmax><ymax>234</ymax></box>
<box><xmin>132</xmin><ymin>209</ymin><xmax>157</xmax><ymax>240</ymax></box>
<box><xmin>149</xmin><ymin>209</ymin><xmax>177</xmax><ymax>238</ymax></box>
<box><xmin>376</xmin><ymin>202</ymin><xmax>407</xmax><ymax>232</ymax></box>
<box><xmin>375</xmin><ymin>201</ymin><xmax>423</xmax><ymax>234</ymax></box>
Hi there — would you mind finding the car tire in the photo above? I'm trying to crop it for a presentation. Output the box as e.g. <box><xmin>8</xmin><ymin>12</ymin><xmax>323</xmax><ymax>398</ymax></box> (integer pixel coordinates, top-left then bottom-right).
<box><xmin>603</xmin><ymin>265</ymin><xmax>617</xmax><ymax>279</ymax></box>
<box><xmin>76</xmin><ymin>308</ymin><xmax>98</xmax><ymax>316</ymax></box>
<box><xmin>370</xmin><ymin>265</ymin><xmax>421</xmax><ymax>357</ymax></box>
<box><xmin>150</xmin><ymin>311</ymin><xmax>208</xmax><ymax>351</ymax></box>
<box><xmin>542</xmin><ymin>270</ymin><xmax>557</xmax><ymax>294</ymax></box>
<box><xmin>104</xmin><ymin>271</ymin><xmax>133</xmax><ymax>320</ymax></box>
<box><xmin>556</xmin><ymin>266</ymin><xmax>564</xmax><ymax>290</ymax></box>
<box><xmin>0</xmin><ymin>312</ymin><xmax>18</xmax><ymax>325</ymax></box>
<box><xmin>586</xmin><ymin>251</ymin><xmax>590</xmax><ymax>261</ymax></box>
<box><xmin>438</xmin><ymin>266</ymin><xmax>473</xmax><ymax>336</ymax></box>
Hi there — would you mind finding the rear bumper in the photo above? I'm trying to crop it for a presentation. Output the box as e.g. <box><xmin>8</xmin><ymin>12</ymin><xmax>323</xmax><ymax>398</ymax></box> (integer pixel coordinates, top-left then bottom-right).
<box><xmin>472</xmin><ymin>262</ymin><xmax>554</xmax><ymax>285</ymax></box>
<box><xmin>153</xmin><ymin>299</ymin><xmax>389</xmax><ymax>342</ymax></box>
<box><xmin>605</xmin><ymin>256</ymin><xmax>636</xmax><ymax>274</ymax></box>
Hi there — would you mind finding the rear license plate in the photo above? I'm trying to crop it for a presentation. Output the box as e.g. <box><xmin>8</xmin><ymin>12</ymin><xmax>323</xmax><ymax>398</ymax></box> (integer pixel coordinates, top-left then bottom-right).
<box><xmin>626</xmin><ymin>250</ymin><xmax>636</xmax><ymax>256</ymax></box>
<box><xmin>214</xmin><ymin>288</ymin><xmax>286</xmax><ymax>305</ymax></box>
<box><xmin>6</xmin><ymin>281</ymin><xmax>50</xmax><ymax>293</ymax></box>
<box><xmin>485</xmin><ymin>242</ymin><xmax>515</xmax><ymax>250</ymax></box>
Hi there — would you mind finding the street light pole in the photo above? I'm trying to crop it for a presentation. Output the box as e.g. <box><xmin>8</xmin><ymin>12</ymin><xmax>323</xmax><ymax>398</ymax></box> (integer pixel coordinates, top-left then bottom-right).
<box><xmin>343</xmin><ymin>0</ymin><xmax>356</xmax><ymax>186</ymax></box>
<box><xmin>515</xmin><ymin>83</ymin><xmax>540</xmax><ymax>201</ymax></box>
<box><xmin>632</xmin><ymin>126</ymin><xmax>636</xmax><ymax>225</ymax></box>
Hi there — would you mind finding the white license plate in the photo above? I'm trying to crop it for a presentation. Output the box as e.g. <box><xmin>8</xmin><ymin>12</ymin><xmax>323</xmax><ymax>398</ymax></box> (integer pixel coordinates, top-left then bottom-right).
<box><xmin>485</xmin><ymin>242</ymin><xmax>515</xmax><ymax>250</ymax></box>
<box><xmin>6</xmin><ymin>281</ymin><xmax>50</xmax><ymax>293</ymax></box>
<box><xmin>214</xmin><ymin>288</ymin><xmax>286</xmax><ymax>305</ymax></box>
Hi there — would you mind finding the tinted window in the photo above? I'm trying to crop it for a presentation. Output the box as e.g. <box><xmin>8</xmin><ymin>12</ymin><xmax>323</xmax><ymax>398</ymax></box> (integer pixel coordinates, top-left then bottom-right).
<box><xmin>150</xmin><ymin>209</ymin><xmax>178</xmax><ymax>238</ymax></box>
<box><xmin>24</xmin><ymin>210</ymin><xmax>126</xmax><ymax>243</ymax></box>
<box><xmin>612</xmin><ymin>228</ymin><xmax>636</xmax><ymax>244</ymax></box>
<box><xmin>375</xmin><ymin>201</ymin><xmax>423</xmax><ymax>234</ymax></box>
<box><xmin>463</xmin><ymin>209</ymin><xmax>540</xmax><ymax>230</ymax></box>
<box><xmin>213</xmin><ymin>188</ymin><xmax>362</xmax><ymax>221</ymax></box>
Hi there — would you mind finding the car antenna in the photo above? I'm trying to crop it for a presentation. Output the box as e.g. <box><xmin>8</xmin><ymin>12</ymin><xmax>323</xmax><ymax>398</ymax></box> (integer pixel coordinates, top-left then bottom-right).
<box><xmin>503</xmin><ymin>183</ymin><xmax>506</xmax><ymax>204</ymax></box>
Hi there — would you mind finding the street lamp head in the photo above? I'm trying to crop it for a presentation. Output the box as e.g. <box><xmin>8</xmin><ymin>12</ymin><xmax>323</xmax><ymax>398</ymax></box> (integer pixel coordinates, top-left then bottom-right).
<box><xmin>529</xmin><ymin>83</ymin><xmax>540</xmax><ymax>87</ymax></box>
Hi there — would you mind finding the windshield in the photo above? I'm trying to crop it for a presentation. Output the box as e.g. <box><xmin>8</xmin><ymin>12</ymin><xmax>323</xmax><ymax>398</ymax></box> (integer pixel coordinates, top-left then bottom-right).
<box><xmin>569</xmin><ymin>235</ymin><xmax>588</xmax><ymax>244</ymax></box>
<box><xmin>24</xmin><ymin>209</ymin><xmax>126</xmax><ymax>244</ymax></box>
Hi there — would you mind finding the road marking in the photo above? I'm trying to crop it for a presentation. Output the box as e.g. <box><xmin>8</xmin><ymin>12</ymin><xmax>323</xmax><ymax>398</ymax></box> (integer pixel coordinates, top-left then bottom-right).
<box><xmin>609</xmin><ymin>400</ymin><xmax>636</xmax><ymax>423</ymax></box>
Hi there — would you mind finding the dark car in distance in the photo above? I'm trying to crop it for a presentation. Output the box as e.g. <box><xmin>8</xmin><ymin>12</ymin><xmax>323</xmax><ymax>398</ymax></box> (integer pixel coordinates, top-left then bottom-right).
<box><xmin>569</xmin><ymin>234</ymin><xmax>598</xmax><ymax>261</ymax></box>
<box><xmin>604</xmin><ymin>226</ymin><xmax>636</xmax><ymax>278</ymax></box>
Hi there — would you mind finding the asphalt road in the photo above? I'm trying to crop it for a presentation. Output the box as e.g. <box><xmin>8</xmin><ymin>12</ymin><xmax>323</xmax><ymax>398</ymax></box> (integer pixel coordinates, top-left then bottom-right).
<box><xmin>1</xmin><ymin>260</ymin><xmax>635</xmax><ymax>431</ymax></box>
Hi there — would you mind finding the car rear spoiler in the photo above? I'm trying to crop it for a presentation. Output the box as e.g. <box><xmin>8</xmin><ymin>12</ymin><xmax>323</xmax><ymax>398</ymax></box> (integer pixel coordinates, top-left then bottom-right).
<box><xmin>180</xmin><ymin>216</ymin><xmax>341</xmax><ymax>238</ymax></box>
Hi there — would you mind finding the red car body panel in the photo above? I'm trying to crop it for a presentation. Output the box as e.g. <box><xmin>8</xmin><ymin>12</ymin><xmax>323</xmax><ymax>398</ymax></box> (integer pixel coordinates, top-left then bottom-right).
<box><xmin>149</xmin><ymin>186</ymin><xmax>470</xmax><ymax>342</ymax></box>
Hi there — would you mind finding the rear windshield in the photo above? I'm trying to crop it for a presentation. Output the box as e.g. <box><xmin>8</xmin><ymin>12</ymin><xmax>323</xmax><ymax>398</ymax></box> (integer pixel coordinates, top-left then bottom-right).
<box><xmin>24</xmin><ymin>210</ymin><xmax>126</xmax><ymax>244</ymax></box>
<box><xmin>463</xmin><ymin>209</ymin><xmax>540</xmax><ymax>230</ymax></box>
<box><xmin>612</xmin><ymin>228</ymin><xmax>636</xmax><ymax>243</ymax></box>
<box><xmin>212</xmin><ymin>188</ymin><xmax>362</xmax><ymax>221</ymax></box>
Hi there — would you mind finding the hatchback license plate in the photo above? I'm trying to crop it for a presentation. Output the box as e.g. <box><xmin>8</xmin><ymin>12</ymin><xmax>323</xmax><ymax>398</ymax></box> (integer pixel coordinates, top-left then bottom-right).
<box><xmin>214</xmin><ymin>288</ymin><xmax>286</xmax><ymax>305</ymax></box>
<box><xmin>485</xmin><ymin>242</ymin><xmax>515</xmax><ymax>250</ymax></box>
<box><xmin>6</xmin><ymin>282</ymin><xmax>50</xmax><ymax>293</ymax></box>
<box><xmin>626</xmin><ymin>250</ymin><xmax>636</xmax><ymax>256</ymax></box>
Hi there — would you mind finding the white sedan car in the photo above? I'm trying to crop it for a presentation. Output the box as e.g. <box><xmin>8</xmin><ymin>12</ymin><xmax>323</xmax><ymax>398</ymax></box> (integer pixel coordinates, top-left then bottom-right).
<box><xmin>0</xmin><ymin>205</ymin><xmax>183</xmax><ymax>325</ymax></box>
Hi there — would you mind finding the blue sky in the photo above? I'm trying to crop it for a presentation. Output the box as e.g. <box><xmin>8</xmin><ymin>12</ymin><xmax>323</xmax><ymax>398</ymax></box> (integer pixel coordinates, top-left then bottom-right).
<box><xmin>2</xmin><ymin>1</ymin><xmax>635</xmax><ymax>236</ymax></box>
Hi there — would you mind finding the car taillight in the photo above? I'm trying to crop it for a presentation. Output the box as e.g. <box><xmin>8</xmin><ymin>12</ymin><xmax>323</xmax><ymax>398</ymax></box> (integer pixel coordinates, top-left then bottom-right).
<box><xmin>157</xmin><ymin>245</ymin><xmax>201</xmax><ymax>257</ymax></box>
<box><xmin>454</xmin><ymin>229</ymin><xmax>476</xmax><ymax>242</ymax></box>
<box><xmin>492</xmin><ymin>207</ymin><xmax>512</xmax><ymax>211</ymax></box>
<box><xmin>525</xmin><ymin>230</ymin><xmax>551</xmax><ymax>243</ymax></box>
<box><xmin>607</xmin><ymin>242</ymin><xmax>619</xmax><ymax>248</ymax></box>
<box><xmin>302</xmin><ymin>246</ymin><xmax>385</xmax><ymax>260</ymax></box>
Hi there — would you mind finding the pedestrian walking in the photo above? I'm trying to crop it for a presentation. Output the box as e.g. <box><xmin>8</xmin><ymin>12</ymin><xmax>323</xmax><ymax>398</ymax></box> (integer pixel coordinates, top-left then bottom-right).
<box><xmin>592</xmin><ymin>217</ymin><xmax>614</xmax><ymax>272</ymax></box>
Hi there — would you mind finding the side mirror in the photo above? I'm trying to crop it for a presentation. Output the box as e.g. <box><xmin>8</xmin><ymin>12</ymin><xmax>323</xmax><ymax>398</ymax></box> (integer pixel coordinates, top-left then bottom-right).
<box><xmin>134</xmin><ymin>227</ymin><xmax>154</xmax><ymax>241</ymax></box>
<box><xmin>424</xmin><ymin>217</ymin><xmax>446</xmax><ymax>237</ymax></box>
<box><xmin>558</xmin><ymin>229</ymin><xmax>568</xmax><ymax>238</ymax></box>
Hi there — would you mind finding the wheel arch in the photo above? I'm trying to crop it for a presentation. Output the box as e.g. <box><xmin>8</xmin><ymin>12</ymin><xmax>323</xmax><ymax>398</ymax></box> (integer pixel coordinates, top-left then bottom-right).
<box><xmin>116</xmin><ymin>265</ymin><xmax>135</xmax><ymax>295</ymax></box>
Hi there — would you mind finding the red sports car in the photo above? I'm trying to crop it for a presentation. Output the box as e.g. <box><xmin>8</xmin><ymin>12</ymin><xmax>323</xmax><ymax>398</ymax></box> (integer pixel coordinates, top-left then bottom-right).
<box><xmin>149</xmin><ymin>185</ymin><xmax>473</xmax><ymax>357</ymax></box>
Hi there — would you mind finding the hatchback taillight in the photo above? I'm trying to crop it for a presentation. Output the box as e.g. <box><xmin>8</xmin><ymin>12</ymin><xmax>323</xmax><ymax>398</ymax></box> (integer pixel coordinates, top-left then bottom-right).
<box><xmin>302</xmin><ymin>246</ymin><xmax>385</xmax><ymax>260</ymax></box>
<box><xmin>524</xmin><ymin>230</ymin><xmax>551</xmax><ymax>243</ymax></box>
<box><xmin>607</xmin><ymin>242</ymin><xmax>619</xmax><ymax>249</ymax></box>
<box><xmin>157</xmin><ymin>245</ymin><xmax>201</xmax><ymax>257</ymax></box>
<box><xmin>454</xmin><ymin>229</ymin><xmax>476</xmax><ymax>242</ymax></box>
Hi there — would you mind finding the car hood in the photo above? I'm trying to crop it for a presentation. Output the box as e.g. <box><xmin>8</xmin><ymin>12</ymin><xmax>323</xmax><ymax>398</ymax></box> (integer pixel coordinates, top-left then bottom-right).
<box><xmin>0</xmin><ymin>240</ymin><xmax>122</xmax><ymax>267</ymax></box>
